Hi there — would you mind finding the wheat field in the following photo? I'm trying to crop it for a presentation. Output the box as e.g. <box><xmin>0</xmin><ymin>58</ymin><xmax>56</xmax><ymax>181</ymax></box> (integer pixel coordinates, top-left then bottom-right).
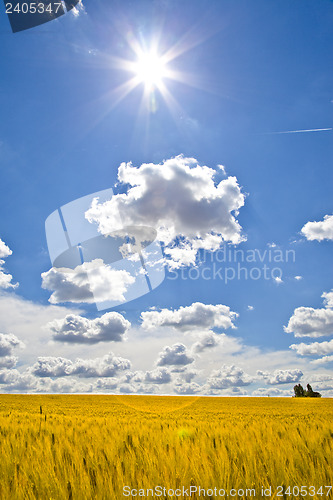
<box><xmin>0</xmin><ymin>395</ymin><xmax>331</xmax><ymax>499</ymax></box>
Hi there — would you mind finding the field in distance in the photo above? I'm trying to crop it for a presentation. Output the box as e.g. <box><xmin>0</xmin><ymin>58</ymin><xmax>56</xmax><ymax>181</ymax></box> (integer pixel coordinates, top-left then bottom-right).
<box><xmin>0</xmin><ymin>395</ymin><xmax>332</xmax><ymax>499</ymax></box>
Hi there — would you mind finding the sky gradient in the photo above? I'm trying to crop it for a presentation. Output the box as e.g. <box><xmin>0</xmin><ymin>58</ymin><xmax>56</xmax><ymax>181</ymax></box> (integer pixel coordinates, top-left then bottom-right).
<box><xmin>0</xmin><ymin>0</ymin><xmax>332</xmax><ymax>396</ymax></box>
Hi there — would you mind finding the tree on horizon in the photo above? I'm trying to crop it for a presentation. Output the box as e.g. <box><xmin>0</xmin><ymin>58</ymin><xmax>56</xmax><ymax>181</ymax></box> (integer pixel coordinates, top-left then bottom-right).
<box><xmin>293</xmin><ymin>383</ymin><xmax>321</xmax><ymax>398</ymax></box>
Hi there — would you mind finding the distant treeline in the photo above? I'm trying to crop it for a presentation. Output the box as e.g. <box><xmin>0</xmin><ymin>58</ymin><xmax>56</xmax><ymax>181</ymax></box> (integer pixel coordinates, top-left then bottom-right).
<box><xmin>293</xmin><ymin>384</ymin><xmax>321</xmax><ymax>398</ymax></box>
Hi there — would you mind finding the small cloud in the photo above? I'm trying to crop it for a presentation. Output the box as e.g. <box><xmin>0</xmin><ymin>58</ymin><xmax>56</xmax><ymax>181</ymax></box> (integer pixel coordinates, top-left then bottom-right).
<box><xmin>268</xmin><ymin>242</ymin><xmax>277</xmax><ymax>248</ymax></box>
<box><xmin>247</xmin><ymin>305</ymin><xmax>254</xmax><ymax>311</ymax></box>
<box><xmin>290</xmin><ymin>339</ymin><xmax>333</xmax><ymax>356</ymax></box>
<box><xmin>273</xmin><ymin>276</ymin><xmax>283</xmax><ymax>284</ymax></box>
<box><xmin>217</xmin><ymin>164</ymin><xmax>227</xmax><ymax>175</ymax></box>
<box><xmin>322</xmin><ymin>290</ymin><xmax>333</xmax><ymax>309</ymax></box>
<box><xmin>0</xmin><ymin>238</ymin><xmax>18</xmax><ymax>290</ymax></box>
<box><xmin>156</xmin><ymin>343</ymin><xmax>194</xmax><ymax>367</ymax></box>
<box><xmin>144</xmin><ymin>368</ymin><xmax>171</xmax><ymax>384</ymax></box>
<box><xmin>294</xmin><ymin>276</ymin><xmax>302</xmax><ymax>281</ymax></box>
<box><xmin>311</xmin><ymin>355</ymin><xmax>333</xmax><ymax>365</ymax></box>
<box><xmin>173</xmin><ymin>382</ymin><xmax>201</xmax><ymax>394</ymax></box>
<box><xmin>206</xmin><ymin>365</ymin><xmax>253</xmax><ymax>391</ymax></box>
<box><xmin>257</xmin><ymin>368</ymin><xmax>303</xmax><ymax>385</ymax></box>
<box><xmin>180</xmin><ymin>116</ymin><xmax>199</xmax><ymax>130</ymax></box>
<box><xmin>252</xmin><ymin>387</ymin><xmax>292</xmax><ymax>397</ymax></box>
<box><xmin>141</xmin><ymin>302</ymin><xmax>238</xmax><ymax>332</ymax></box>
<box><xmin>301</xmin><ymin>214</ymin><xmax>333</xmax><ymax>241</ymax></box>
<box><xmin>0</xmin><ymin>332</ymin><xmax>23</xmax><ymax>369</ymax></box>
<box><xmin>284</xmin><ymin>291</ymin><xmax>333</xmax><ymax>338</ymax></box>
<box><xmin>192</xmin><ymin>332</ymin><xmax>220</xmax><ymax>353</ymax></box>
<box><xmin>70</xmin><ymin>1</ymin><xmax>85</xmax><ymax>17</ymax></box>
<box><xmin>47</xmin><ymin>312</ymin><xmax>130</xmax><ymax>344</ymax></box>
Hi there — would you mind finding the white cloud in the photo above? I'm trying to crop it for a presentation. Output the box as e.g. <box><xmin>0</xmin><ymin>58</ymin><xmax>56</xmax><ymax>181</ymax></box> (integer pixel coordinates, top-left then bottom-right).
<box><xmin>0</xmin><ymin>369</ymin><xmax>27</xmax><ymax>386</ymax></box>
<box><xmin>206</xmin><ymin>365</ymin><xmax>253</xmax><ymax>391</ymax></box>
<box><xmin>0</xmin><ymin>239</ymin><xmax>12</xmax><ymax>259</ymax></box>
<box><xmin>310</xmin><ymin>355</ymin><xmax>333</xmax><ymax>365</ymax></box>
<box><xmin>85</xmin><ymin>156</ymin><xmax>246</xmax><ymax>269</ymax></box>
<box><xmin>119</xmin><ymin>382</ymin><xmax>157</xmax><ymax>394</ymax></box>
<box><xmin>118</xmin><ymin>385</ymin><xmax>149</xmax><ymax>394</ymax></box>
<box><xmin>70</xmin><ymin>1</ymin><xmax>85</xmax><ymax>17</ymax></box>
<box><xmin>192</xmin><ymin>332</ymin><xmax>221</xmax><ymax>352</ymax></box>
<box><xmin>257</xmin><ymin>368</ymin><xmax>303</xmax><ymax>385</ymax></box>
<box><xmin>47</xmin><ymin>312</ymin><xmax>130</xmax><ymax>344</ymax></box>
<box><xmin>0</xmin><ymin>370</ymin><xmax>95</xmax><ymax>393</ymax></box>
<box><xmin>156</xmin><ymin>343</ymin><xmax>194</xmax><ymax>366</ymax></box>
<box><xmin>0</xmin><ymin>356</ymin><xmax>18</xmax><ymax>369</ymax></box>
<box><xmin>43</xmin><ymin>378</ymin><xmax>93</xmax><ymax>394</ymax></box>
<box><xmin>284</xmin><ymin>291</ymin><xmax>333</xmax><ymax>338</ymax></box>
<box><xmin>95</xmin><ymin>378</ymin><xmax>118</xmax><ymax>391</ymax></box>
<box><xmin>0</xmin><ymin>333</ymin><xmax>23</xmax><ymax>369</ymax></box>
<box><xmin>174</xmin><ymin>369</ymin><xmax>199</xmax><ymax>384</ymax></box>
<box><xmin>141</xmin><ymin>302</ymin><xmax>237</xmax><ymax>332</ymax></box>
<box><xmin>31</xmin><ymin>352</ymin><xmax>131</xmax><ymax>378</ymax></box>
<box><xmin>252</xmin><ymin>387</ymin><xmax>292</xmax><ymax>397</ymax></box>
<box><xmin>300</xmin><ymin>376</ymin><xmax>333</xmax><ymax>391</ymax></box>
<box><xmin>0</xmin><ymin>292</ymin><xmax>82</xmax><ymax>368</ymax></box>
<box><xmin>119</xmin><ymin>371</ymin><xmax>144</xmax><ymax>384</ymax></box>
<box><xmin>217</xmin><ymin>164</ymin><xmax>227</xmax><ymax>175</ymax></box>
<box><xmin>322</xmin><ymin>290</ymin><xmax>333</xmax><ymax>309</ymax></box>
<box><xmin>288</xmin><ymin>292</ymin><xmax>333</xmax><ymax>365</ymax></box>
<box><xmin>304</xmin><ymin>375</ymin><xmax>333</xmax><ymax>394</ymax></box>
<box><xmin>247</xmin><ymin>305</ymin><xmax>254</xmax><ymax>311</ymax></box>
<box><xmin>273</xmin><ymin>276</ymin><xmax>283</xmax><ymax>284</ymax></box>
<box><xmin>290</xmin><ymin>339</ymin><xmax>333</xmax><ymax>356</ymax></box>
<box><xmin>0</xmin><ymin>266</ymin><xmax>16</xmax><ymax>289</ymax></box>
<box><xmin>173</xmin><ymin>382</ymin><xmax>201</xmax><ymax>394</ymax></box>
<box><xmin>0</xmin><ymin>333</ymin><xmax>24</xmax><ymax>357</ymax></box>
<box><xmin>301</xmin><ymin>214</ymin><xmax>333</xmax><ymax>241</ymax></box>
<box><xmin>294</xmin><ymin>276</ymin><xmax>303</xmax><ymax>281</ymax></box>
<box><xmin>0</xmin><ymin>238</ymin><xmax>17</xmax><ymax>289</ymax></box>
<box><xmin>284</xmin><ymin>306</ymin><xmax>333</xmax><ymax>338</ymax></box>
<box><xmin>144</xmin><ymin>368</ymin><xmax>171</xmax><ymax>384</ymax></box>
<box><xmin>308</xmin><ymin>373</ymin><xmax>333</xmax><ymax>383</ymax></box>
<box><xmin>41</xmin><ymin>259</ymin><xmax>135</xmax><ymax>304</ymax></box>
<box><xmin>163</xmin><ymin>243</ymin><xmax>197</xmax><ymax>269</ymax></box>
<box><xmin>31</xmin><ymin>357</ymin><xmax>73</xmax><ymax>378</ymax></box>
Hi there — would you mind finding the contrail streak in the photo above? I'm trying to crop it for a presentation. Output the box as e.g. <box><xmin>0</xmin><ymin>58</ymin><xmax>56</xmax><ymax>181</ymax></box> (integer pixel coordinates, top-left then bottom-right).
<box><xmin>265</xmin><ymin>128</ymin><xmax>332</xmax><ymax>135</ymax></box>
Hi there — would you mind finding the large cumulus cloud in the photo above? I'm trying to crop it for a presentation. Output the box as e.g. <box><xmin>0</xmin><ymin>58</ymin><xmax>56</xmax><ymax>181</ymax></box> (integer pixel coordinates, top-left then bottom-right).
<box><xmin>85</xmin><ymin>156</ymin><xmax>246</xmax><ymax>269</ymax></box>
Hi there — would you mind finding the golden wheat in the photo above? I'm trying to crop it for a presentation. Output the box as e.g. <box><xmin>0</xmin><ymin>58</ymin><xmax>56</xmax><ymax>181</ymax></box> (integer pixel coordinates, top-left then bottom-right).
<box><xmin>0</xmin><ymin>395</ymin><xmax>331</xmax><ymax>499</ymax></box>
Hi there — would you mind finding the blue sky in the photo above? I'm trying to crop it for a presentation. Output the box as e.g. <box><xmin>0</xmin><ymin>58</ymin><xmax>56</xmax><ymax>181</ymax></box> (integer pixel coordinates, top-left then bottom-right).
<box><xmin>0</xmin><ymin>0</ymin><xmax>332</xmax><ymax>396</ymax></box>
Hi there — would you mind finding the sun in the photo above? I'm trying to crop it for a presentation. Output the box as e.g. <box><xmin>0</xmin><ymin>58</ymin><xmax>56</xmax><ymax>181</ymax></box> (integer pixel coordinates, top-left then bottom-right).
<box><xmin>133</xmin><ymin>51</ymin><xmax>167</xmax><ymax>90</ymax></box>
<box><xmin>101</xmin><ymin>34</ymin><xmax>206</xmax><ymax>117</ymax></box>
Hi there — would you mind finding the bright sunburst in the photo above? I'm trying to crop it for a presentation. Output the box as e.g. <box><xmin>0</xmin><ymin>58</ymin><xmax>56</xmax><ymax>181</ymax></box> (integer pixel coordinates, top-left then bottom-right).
<box><xmin>95</xmin><ymin>29</ymin><xmax>211</xmax><ymax>121</ymax></box>
<box><xmin>133</xmin><ymin>51</ymin><xmax>168</xmax><ymax>90</ymax></box>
